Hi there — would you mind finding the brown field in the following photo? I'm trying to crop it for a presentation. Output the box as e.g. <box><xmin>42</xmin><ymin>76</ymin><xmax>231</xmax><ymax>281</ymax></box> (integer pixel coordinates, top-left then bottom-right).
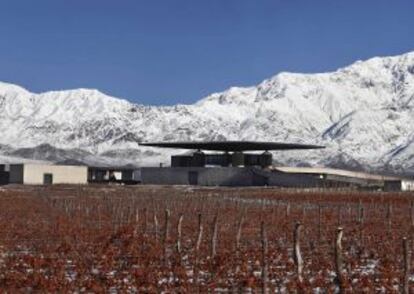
<box><xmin>0</xmin><ymin>184</ymin><xmax>413</xmax><ymax>292</ymax></box>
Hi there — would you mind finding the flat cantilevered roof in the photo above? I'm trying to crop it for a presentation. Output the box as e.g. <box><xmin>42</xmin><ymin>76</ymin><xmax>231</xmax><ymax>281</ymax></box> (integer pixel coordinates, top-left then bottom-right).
<box><xmin>140</xmin><ymin>141</ymin><xmax>325</xmax><ymax>152</ymax></box>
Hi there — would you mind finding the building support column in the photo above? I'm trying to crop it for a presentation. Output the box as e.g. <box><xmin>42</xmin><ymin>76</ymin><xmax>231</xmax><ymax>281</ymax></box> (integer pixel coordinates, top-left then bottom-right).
<box><xmin>232</xmin><ymin>152</ymin><xmax>245</xmax><ymax>167</ymax></box>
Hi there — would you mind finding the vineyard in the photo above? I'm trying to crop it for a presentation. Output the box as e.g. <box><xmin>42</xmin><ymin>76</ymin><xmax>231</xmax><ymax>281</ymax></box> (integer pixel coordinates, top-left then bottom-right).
<box><xmin>0</xmin><ymin>185</ymin><xmax>413</xmax><ymax>292</ymax></box>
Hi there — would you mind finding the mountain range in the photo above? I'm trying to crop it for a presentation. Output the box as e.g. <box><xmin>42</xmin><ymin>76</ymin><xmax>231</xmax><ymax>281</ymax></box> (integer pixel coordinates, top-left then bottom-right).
<box><xmin>1</xmin><ymin>51</ymin><xmax>414</xmax><ymax>174</ymax></box>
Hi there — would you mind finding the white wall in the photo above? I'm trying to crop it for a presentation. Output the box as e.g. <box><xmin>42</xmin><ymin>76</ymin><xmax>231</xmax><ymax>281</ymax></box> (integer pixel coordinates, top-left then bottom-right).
<box><xmin>402</xmin><ymin>180</ymin><xmax>414</xmax><ymax>191</ymax></box>
<box><xmin>21</xmin><ymin>164</ymin><xmax>87</xmax><ymax>184</ymax></box>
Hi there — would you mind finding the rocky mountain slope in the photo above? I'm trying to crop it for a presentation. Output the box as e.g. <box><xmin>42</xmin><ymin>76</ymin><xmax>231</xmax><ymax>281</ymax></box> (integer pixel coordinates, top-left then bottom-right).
<box><xmin>1</xmin><ymin>51</ymin><xmax>414</xmax><ymax>173</ymax></box>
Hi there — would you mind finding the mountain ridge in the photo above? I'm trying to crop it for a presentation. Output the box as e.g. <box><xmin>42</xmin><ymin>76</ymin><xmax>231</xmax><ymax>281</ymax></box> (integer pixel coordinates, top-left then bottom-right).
<box><xmin>1</xmin><ymin>51</ymin><xmax>414</xmax><ymax>173</ymax></box>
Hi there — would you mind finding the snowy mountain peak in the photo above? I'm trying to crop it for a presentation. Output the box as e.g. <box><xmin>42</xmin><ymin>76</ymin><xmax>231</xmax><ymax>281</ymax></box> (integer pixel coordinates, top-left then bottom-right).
<box><xmin>1</xmin><ymin>51</ymin><xmax>414</xmax><ymax>172</ymax></box>
<box><xmin>0</xmin><ymin>81</ymin><xmax>30</xmax><ymax>96</ymax></box>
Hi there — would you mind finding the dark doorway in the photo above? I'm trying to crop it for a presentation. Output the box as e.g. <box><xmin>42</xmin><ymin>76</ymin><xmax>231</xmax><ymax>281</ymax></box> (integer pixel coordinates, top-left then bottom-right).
<box><xmin>0</xmin><ymin>172</ymin><xmax>9</xmax><ymax>185</ymax></box>
<box><xmin>43</xmin><ymin>173</ymin><xmax>53</xmax><ymax>185</ymax></box>
<box><xmin>188</xmin><ymin>171</ymin><xmax>198</xmax><ymax>185</ymax></box>
<box><xmin>252</xmin><ymin>174</ymin><xmax>268</xmax><ymax>186</ymax></box>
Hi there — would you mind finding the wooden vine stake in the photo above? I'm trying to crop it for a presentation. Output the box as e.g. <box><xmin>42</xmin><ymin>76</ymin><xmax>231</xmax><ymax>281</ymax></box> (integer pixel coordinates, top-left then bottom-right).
<box><xmin>211</xmin><ymin>214</ymin><xmax>219</xmax><ymax>258</ymax></box>
<box><xmin>318</xmin><ymin>205</ymin><xmax>322</xmax><ymax>242</ymax></box>
<box><xmin>357</xmin><ymin>200</ymin><xmax>364</xmax><ymax>223</ymax></box>
<box><xmin>410</xmin><ymin>201</ymin><xmax>414</xmax><ymax>227</ymax></box>
<box><xmin>135</xmin><ymin>208</ymin><xmax>139</xmax><ymax>223</ymax></box>
<box><xmin>134</xmin><ymin>208</ymin><xmax>139</xmax><ymax>236</ymax></box>
<box><xmin>143</xmin><ymin>207</ymin><xmax>147</xmax><ymax>235</ymax></box>
<box><xmin>293</xmin><ymin>222</ymin><xmax>304</xmax><ymax>284</ymax></box>
<box><xmin>261</xmin><ymin>221</ymin><xmax>268</xmax><ymax>294</ymax></box>
<box><xmin>386</xmin><ymin>203</ymin><xmax>392</xmax><ymax>231</ymax></box>
<box><xmin>402</xmin><ymin>237</ymin><xmax>411</xmax><ymax>294</ymax></box>
<box><xmin>234</xmin><ymin>210</ymin><xmax>245</xmax><ymax>290</ymax></box>
<box><xmin>176</xmin><ymin>213</ymin><xmax>184</xmax><ymax>255</ymax></box>
<box><xmin>286</xmin><ymin>203</ymin><xmax>291</xmax><ymax>218</ymax></box>
<box><xmin>236</xmin><ymin>211</ymin><xmax>245</xmax><ymax>253</ymax></box>
<box><xmin>163</xmin><ymin>209</ymin><xmax>170</xmax><ymax>265</ymax></box>
<box><xmin>335</xmin><ymin>227</ymin><xmax>345</xmax><ymax>293</ymax></box>
<box><xmin>153</xmin><ymin>211</ymin><xmax>159</xmax><ymax>242</ymax></box>
<box><xmin>196</xmin><ymin>213</ymin><xmax>203</xmax><ymax>252</ymax></box>
<box><xmin>194</xmin><ymin>213</ymin><xmax>203</xmax><ymax>292</ymax></box>
<box><xmin>358</xmin><ymin>201</ymin><xmax>364</xmax><ymax>245</ymax></box>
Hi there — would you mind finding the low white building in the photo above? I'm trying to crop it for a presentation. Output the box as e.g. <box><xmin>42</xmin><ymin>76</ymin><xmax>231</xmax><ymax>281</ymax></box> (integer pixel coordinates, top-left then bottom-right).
<box><xmin>402</xmin><ymin>180</ymin><xmax>414</xmax><ymax>191</ymax></box>
<box><xmin>9</xmin><ymin>164</ymin><xmax>88</xmax><ymax>185</ymax></box>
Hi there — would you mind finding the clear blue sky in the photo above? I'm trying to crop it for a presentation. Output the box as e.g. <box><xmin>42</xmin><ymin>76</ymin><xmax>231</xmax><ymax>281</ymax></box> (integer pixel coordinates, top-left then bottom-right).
<box><xmin>1</xmin><ymin>0</ymin><xmax>413</xmax><ymax>105</ymax></box>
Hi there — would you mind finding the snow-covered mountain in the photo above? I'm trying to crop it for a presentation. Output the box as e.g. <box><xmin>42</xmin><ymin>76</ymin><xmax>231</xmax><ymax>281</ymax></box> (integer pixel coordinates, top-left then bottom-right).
<box><xmin>1</xmin><ymin>51</ymin><xmax>414</xmax><ymax>173</ymax></box>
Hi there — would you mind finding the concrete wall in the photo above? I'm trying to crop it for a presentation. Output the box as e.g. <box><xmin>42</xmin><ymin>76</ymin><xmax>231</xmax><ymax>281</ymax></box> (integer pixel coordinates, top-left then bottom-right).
<box><xmin>141</xmin><ymin>167</ymin><xmax>398</xmax><ymax>188</ymax></box>
<box><xmin>141</xmin><ymin>167</ymin><xmax>265</xmax><ymax>186</ymax></box>
<box><xmin>141</xmin><ymin>167</ymin><xmax>323</xmax><ymax>187</ymax></box>
<box><xmin>254</xmin><ymin>169</ymin><xmax>321</xmax><ymax>188</ymax></box>
<box><xmin>133</xmin><ymin>169</ymin><xmax>142</xmax><ymax>182</ymax></box>
<box><xmin>10</xmin><ymin>164</ymin><xmax>87</xmax><ymax>185</ymax></box>
<box><xmin>275</xmin><ymin>166</ymin><xmax>399</xmax><ymax>181</ymax></box>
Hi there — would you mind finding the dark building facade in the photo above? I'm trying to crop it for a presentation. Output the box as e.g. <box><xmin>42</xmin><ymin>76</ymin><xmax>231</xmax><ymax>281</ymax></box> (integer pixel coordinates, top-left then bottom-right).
<box><xmin>139</xmin><ymin>141</ymin><xmax>325</xmax><ymax>187</ymax></box>
<box><xmin>0</xmin><ymin>164</ymin><xmax>9</xmax><ymax>185</ymax></box>
<box><xmin>171</xmin><ymin>151</ymin><xmax>273</xmax><ymax>168</ymax></box>
<box><xmin>140</xmin><ymin>166</ymin><xmax>323</xmax><ymax>187</ymax></box>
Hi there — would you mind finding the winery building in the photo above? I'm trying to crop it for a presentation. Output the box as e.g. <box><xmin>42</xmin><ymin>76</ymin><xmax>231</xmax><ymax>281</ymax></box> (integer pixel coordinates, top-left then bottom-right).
<box><xmin>139</xmin><ymin>141</ymin><xmax>325</xmax><ymax>186</ymax></box>
<box><xmin>7</xmin><ymin>164</ymin><xmax>88</xmax><ymax>185</ymax></box>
